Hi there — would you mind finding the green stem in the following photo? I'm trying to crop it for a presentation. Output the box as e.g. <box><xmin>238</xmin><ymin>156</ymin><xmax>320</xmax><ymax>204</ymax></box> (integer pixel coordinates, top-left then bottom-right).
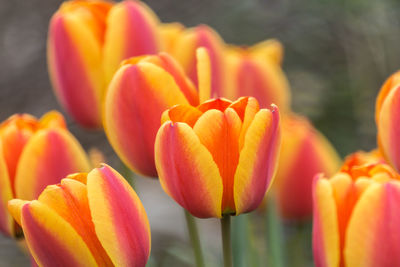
<box><xmin>221</xmin><ymin>216</ymin><xmax>233</xmax><ymax>267</ymax></box>
<box><xmin>184</xmin><ymin>210</ymin><xmax>205</xmax><ymax>267</ymax></box>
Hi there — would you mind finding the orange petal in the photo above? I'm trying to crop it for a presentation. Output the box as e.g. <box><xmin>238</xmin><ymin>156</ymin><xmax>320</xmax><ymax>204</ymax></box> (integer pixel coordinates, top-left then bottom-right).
<box><xmin>0</xmin><ymin>140</ymin><xmax>14</xmax><ymax>236</ymax></box>
<box><xmin>233</xmin><ymin>105</ymin><xmax>281</xmax><ymax>215</ymax></box>
<box><xmin>87</xmin><ymin>165</ymin><xmax>151</xmax><ymax>267</ymax></box>
<box><xmin>155</xmin><ymin>122</ymin><xmax>223</xmax><ymax>218</ymax></box>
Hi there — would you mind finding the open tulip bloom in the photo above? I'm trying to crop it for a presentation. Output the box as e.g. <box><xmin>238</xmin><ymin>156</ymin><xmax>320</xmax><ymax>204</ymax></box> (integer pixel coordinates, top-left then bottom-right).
<box><xmin>313</xmin><ymin>151</ymin><xmax>400</xmax><ymax>267</ymax></box>
<box><xmin>0</xmin><ymin>111</ymin><xmax>90</xmax><ymax>237</ymax></box>
<box><xmin>8</xmin><ymin>165</ymin><xmax>151</xmax><ymax>267</ymax></box>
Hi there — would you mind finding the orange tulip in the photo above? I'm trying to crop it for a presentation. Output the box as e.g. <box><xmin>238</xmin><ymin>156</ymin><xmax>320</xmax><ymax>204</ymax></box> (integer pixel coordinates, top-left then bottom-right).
<box><xmin>167</xmin><ymin>25</ymin><xmax>226</xmax><ymax>98</ymax></box>
<box><xmin>313</xmin><ymin>151</ymin><xmax>400</xmax><ymax>267</ymax></box>
<box><xmin>0</xmin><ymin>111</ymin><xmax>90</xmax><ymax>237</ymax></box>
<box><xmin>8</xmin><ymin>165</ymin><xmax>150</xmax><ymax>267</ymax></box>
<box><xmin>48</xmin><ymin>0</ymin><xmax>160</xmax><ymax>128</ymax></box>
<box><xmin>225</xmin><ymin>40</ymin><xmax>291</xmax><ymax>110</ymax></box>
<box><xmin>273</xmin><ymin>114</ymin><xmax>340</xmax><ymax>220</ymax></box>
<box><xmin>155</xmin><ymin>97</ymin><xmax>281</xmax><ymax>218</ymax></box>
<box><xmin>375</xmin><ymin>70</ymin><xmax>400</xmax><ymax>172</ymax></box>
<box><xmin>104</xmin><ymin>49</ymin><xmax>211</xmax><ymax>177</ymax></box>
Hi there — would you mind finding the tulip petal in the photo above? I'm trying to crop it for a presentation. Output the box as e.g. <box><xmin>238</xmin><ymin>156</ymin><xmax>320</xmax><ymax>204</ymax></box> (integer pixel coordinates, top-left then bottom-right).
<box><xmin>197</xmin><ymin>98</ymin><xmax>232</xmax><ymax>113</ymax></box>
<box><xmin>345</xmin><ymin>181</ymin><xmax>400</xmax><ymax>267</ymax></box>
<box><xmin>312</xmin><ymin>175</ymin><xmax>340</xmax><ymax>267</ymax></box>
<box><xmin>377</xmin><ymin>84</ymin><xmax>400</xmax><ymax>171</ymax></box>
<box><xmin>15</xmin><ymin>128</ymin><xmax>91</xmax><ymax>200</ymax></box>
<box><xmin>104</xmin><ymin>62</ymin><xmax>190</xmax><ymax>177</ymax></box>
<box><xmin>48</xmin><ymin>11</ymin><xmax>103</xmax><ymax>128</ymax></box>
<box><xmin>103</xmin><ymin>0</ymin><xmax>159</xmax><ymax>83</ymax></box>
<box><xmin>250</xmin><ymin>39</ymin><xmax>284</xmax><ymax>65</ymax></box>
<box><xmin>155</xmin><ymin>122</ymin><xmax>223</xmax><ymax>218</ymax></box>
<box><xmin>197</xmin><ymin>47</ymin><xmax>211</xmax><ymax>103</ymax></box>
<box><xmin>193</xmin><ymin>109</ymin><xmax>242</xmax><ymax>214</ymax></box>
<box><xmin>87</xmin><ymin>165</ymin><xmax>151</xmax><ymax>267</ymax></box>
<box><xmin>21</xmin><ymin>200</ymin><xmax>98</xmax><ymax>267</ymax></box>
<box><xmin>233</xmin><ymin>106</ymin><xmax>280</xmax><ymax>215</ymax></box>
<box><xmin>162</xmin><ymin>105</ymin><xmax>203</xmax><ymax>127</ymax></box>
<box><xmin>0</xmin><ymin>141</ymin><xmax>14</xmax><ymax>236</ymax></box>
<box><xmin>38</xmin><ymin>178</ymin><xmax>112</xmax><ymax>266</ymax></box>
<box><xmin>7</xmin><ymin>199</ymin><xmax>28</xmax><ymax>227</ymax></box>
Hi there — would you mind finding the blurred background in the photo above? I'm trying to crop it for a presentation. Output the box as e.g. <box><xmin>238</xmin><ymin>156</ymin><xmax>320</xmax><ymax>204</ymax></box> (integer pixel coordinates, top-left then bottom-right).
<box><xmin>0</xmin><ymin>0</ymin><xmax>400</xmax><ymax>266</ymax></box>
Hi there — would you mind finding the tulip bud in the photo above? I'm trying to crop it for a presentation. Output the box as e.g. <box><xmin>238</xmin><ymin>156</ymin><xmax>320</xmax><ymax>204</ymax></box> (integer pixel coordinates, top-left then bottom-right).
<box><xmin>375</xmin><ymin>70</ymin><xmax>400</xmax><ymax>172</ymax></box>
<box><xmin>225</xmin><ymin>40</ymin><xmax>291</xmax><ymax>110</ymax></box>
<box><xmin>48</xmin><ymin>0</ymin><xmax>160</xmax><ymax>128</ymax></box>
<box><xmin>155</xmin><ymin>97</ymin><xmax>281</xmax><ymax>218</ymax></box>
<box><xmin>313</xmin><ymin>151</ymin><xmax>400</xmax><ymax>267</ymax></box>
<box><xmin>104</xmin><ymin>51</ymin><xmax>211</xmax><ymax>177</ymax></box>
<box><xmin>8</xmin><ymin>165</ymin><xmax>150</xmax><ymax>267</ymax></box>
<box><xmin>169</xmin><ymin>25</ymin><xmax>226</xmax><ymax>98</ymax></box>
<box><xmin>273</xmin><ymin>114</ymin><xmax>340</xmax><ymax>220</ymax></box>
<box><xmin>0</xmin><ymin>111</ymin><xmax>90</xmax><ymax>237</ymax></box>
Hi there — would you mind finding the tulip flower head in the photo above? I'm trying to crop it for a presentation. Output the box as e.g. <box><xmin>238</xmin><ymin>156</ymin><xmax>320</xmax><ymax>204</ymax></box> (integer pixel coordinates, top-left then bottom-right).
<box><xmin>48</xmin><ymin>0</ymin><xmax>160</xmax><ymax>128</ymax></box>
<box><xmin>104</xmin><ymin>50</ymin><xmax>211</xmax><ymax>177</ymax></box>
<box><xmin>313</xmin><ymin>151</ymin><xmax>400</xmax><ymax>267</ymax></box>
<box><xmin>375</xmin><ymin>70</ymin><xmax>400</xmax><ymax>172</ymax></box>
<box><xmin>225</xmin><ymin>40</ymin><xmax>291</xmax><ymax>110</ymax></box>
<box><xmin>0</xmin><ymin>111</ymin><xmax>90</xmax><ymax>237</ymax></box>
<box><xmin>273</xmin><ymin>114</ymin><xmax>340</xmax><ymax>220</ymax></box>
<box><xmin>8</xmin><ymin>165</ymin><xmax>150</xmax><ymax>267</ymax></box>
<box><xmin>155</xmin><ymin>97</ymin><xmax>281</xmax><ymax>218</ymax></box>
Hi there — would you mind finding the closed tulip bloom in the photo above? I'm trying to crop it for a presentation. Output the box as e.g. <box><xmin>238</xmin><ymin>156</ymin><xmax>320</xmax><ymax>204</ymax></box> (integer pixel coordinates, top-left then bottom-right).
<box><xmin>375</xmin><ymin>70</ymin><xmax>400</xmax><ymax>172</ymax></box>
<box><xmin>104</xmin><ymin>50</ymin><xmax>212</xmax><ymax>177</ymax></box>
<box><xmin>8</xmin><ymin>165</ymin><xmax>150</xmax><ymax>267</ymax></box>
<box><xmin>168</xmin><ymin>25</ymin><xmax>226</xmax><ymax>98</ymax></box>
<box><xmin>313</xmin><ymin>151</ymin><xmax>400</xmax><ymax>267</ymax></box>
<box><xmin>48</xmin><ymin>0</ymin><xmax>160</xmax><ymax>128</ymax></box>
<box><xmin>224</xmin><ymin>40</ymin><xmax>291</xmax><ymax>110</ymax></box>
<box><xmin>0</xmin><ymin>111</ymin><xmax>90</xmax><ymax>237</ymax></box>
<box><xmin>273</xmin><ymin>115</ymin><xmax>340</xmax><ymax>220</ymax></box>
<box><xmin>155</xmin><ymin>97</ymin><xmax>281</xmax><ymax>218</ymax></box>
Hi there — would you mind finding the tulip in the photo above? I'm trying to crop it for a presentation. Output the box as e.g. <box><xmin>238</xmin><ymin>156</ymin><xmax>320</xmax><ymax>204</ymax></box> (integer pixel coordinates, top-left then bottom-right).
<box><xmin>48</xmin><ymin>0</ymin><xmax>160</xmax><ymax>128</ymax></box>
<box><xmin>8</xmin><ymin>165</ymin><xmax>150</xmax><ymax>267</ymax></box>
<box><xmin>273</xmin><ymin>114</ymin><xmax>340</xmax><ymax>220</ymax></box>
<box><xmin>0</xmin><ymin>111</ymin><xmax>90</xmax><ymax>237</ymax></box>
<box><xmin>154</xmin><ymin>97</ymin><xmax>281</xmax><ymax>218</ymax></box>
<box><xmin>313</xmin><ymin>151</ymin><xmax>400</xmax><ymax>267</ymax></box>
<box><xmin>104</xmin><ymin>50</ymin><xmax>212</xmax><ymax>177</ymax></box>
<box><xmin>375</xmin><ymin>70</ymin><xmax>400</xmax><ymax>172</ymax></box>
<box><xmin>224</xmin><ymin>40</ymin><xmax>291</xmax><ymax>110</ymax></box>
<box><xmin>168</xmin><ymin>25</ymin><xmax>226</xmax><ymax>98</ymax></box>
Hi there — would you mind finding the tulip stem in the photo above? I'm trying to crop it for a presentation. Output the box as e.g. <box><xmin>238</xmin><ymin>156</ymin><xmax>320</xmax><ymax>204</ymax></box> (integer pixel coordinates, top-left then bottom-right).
<box><xmin>184</xmin><ymin>210</ymin><xmax>205</xmax><ymax>267</ymax></box>
<box><xmin>221</xmin><ymin>215</ymin><xmax>233</xmax><ymax>267</ymax></box>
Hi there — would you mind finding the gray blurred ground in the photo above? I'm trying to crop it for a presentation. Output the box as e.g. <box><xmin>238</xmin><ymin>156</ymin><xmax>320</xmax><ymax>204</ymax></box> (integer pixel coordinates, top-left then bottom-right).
<box><xmin>1</xmin><ymin>0</ymin><xmax>400</xmax><ymax>266</ymax></box>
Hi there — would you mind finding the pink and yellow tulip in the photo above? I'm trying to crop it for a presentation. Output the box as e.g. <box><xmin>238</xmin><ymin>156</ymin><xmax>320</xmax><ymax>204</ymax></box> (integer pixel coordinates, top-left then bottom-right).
<box><xmin>167</xmin><ymin>25</ymin><xmax>226</xmax><ymax>98</ymax></box>
<box><xmin>104</xmin><ymin>51</ymin><xmax>211</xmax><ymax>177</ymax></box>
<box><xmin>375</xmin><ymin>70</ymin><xmax>400</xmax><ymax>172</ymax></box>
<box><xmin>225</xmin><ymin>40</ymin><xmax>291</xmax><ymax>110</ymax></box>
<box><xmin>313</xmin><ymin>151</ymin><xmax>400</xmax><ymax>267</ymax></box>
<box><xmin>0</xmin><ymin>111</ymin><xmax>90</xmax><ymax>237</ymax></box>
<box><xmin>155</xmin><ymin>97</ymin><xmax>281</xmax><ymax>218</ymax></box>
<box><xmin>48</xmin><ymin>0</ymin><xmax>160</xmax><ymax>128</ymax></box>
<box><xmin>273</xmin><ymin>114</ymin><xmax>340</xmax><ymax>220</ymax></box>
<box><xmin>8</xmin><ymin>165</ymin><xmax>150</xmax><ymax>267</ymax></box>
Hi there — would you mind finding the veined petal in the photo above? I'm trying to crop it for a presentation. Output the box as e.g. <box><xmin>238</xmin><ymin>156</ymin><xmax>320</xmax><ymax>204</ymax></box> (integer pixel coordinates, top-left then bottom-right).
<box><xmin>48</xmin><ymin>10</ymin><xmax>103</xmax><ymax>128</ymax></box>
<box><xmin>87</xmin><ymin>165</ymin><xmax>151</xmax><ymax>267</ymax></box>
<box><xmin>193</xmin><ymin>109</ymin><xmax>242</xmax><ymax>214</ymax></box>
<box><xmin>345</xmin><ymin>182</ymin><xmax>400</xmax><ymax>267</ymax></box>
<box><xmin>377</xmin><ymin>84</ymin><xmax>400</xmax><ymax>171</ymax></box>
<box><xmin>21</xmin><ymin>201</ymin><xmax>98</xmax><ymax>267</ymax></box>
<box><xmin>15</xmin><ymin>128</ymin><xmax>91</xmax><ymax>200</ymax></box>
<box><xmin>312</xmin><ymin>175</ymin><xmax>340</xmax><ymax>267</ymax></box>
<box><xmin>233</xmin><ymin>106</ymin><xmax>280</xmax><ymax>215</ymax></box>
<box><xmin>103</xmin><ymin>0</ymin><xmax>160</xmax><ymax>83</ymax></box>
<box><xmin>155</xmin><ymin>122</ymin><xmax>223</xmax><ymax>218</ymax></box>
<box><xmin>104</xmin><ymin>62</ymin><xmax>189</xmax><ymax>177</ymax></box>
<box><xmin>0</xmin><ymin>141</ymin><xmax>14</xmax><ymax>236</ymax></box>
<box><xmin>38</xmin><ymin>178</ymin><xmax>112</xmax><ymax>266</ymax></box>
